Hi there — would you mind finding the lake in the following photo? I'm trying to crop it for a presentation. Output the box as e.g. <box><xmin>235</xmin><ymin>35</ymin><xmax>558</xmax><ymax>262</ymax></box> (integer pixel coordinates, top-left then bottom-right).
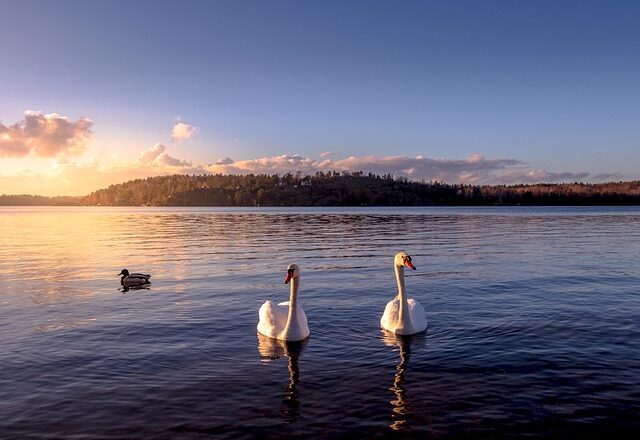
<box><xmin>1</xmin><ymin>206</ymin><xmax>639</xmax><ymax>439</ymax></box>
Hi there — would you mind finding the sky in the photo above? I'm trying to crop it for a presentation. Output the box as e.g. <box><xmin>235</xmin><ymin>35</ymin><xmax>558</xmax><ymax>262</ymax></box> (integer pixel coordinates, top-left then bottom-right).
<box><xmin>1</xmin><ymin>0</ymin><xmax>639</xmax><ymax>196</ymax></box>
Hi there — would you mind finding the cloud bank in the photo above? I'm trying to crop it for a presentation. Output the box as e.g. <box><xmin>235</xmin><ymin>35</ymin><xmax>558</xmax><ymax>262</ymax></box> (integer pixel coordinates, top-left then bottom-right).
<box><xmin>0</xmin><ymin>111</ymin><xmax>93</xmax><ymax>157</ymax></box>
<box><xmin>0</xmin><ymin>111</ymin><xmax>609</xmax><ymax>194</ymax></box>
<box><xmin>0</xmin><ymin>149</ymin><xmax>608</xmax><ymax>197</ymax></box>
<box><xmin>204</xmin><ymin>153</ymin><xmax>592</xmax><ymax>185</ymax></box>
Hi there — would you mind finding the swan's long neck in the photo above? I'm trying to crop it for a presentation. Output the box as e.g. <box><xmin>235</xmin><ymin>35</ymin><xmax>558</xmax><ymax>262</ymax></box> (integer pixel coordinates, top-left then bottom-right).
<box><xmin>395</xmin><ymin>264</ymin><xmax>408</xmax><ymax>313</ymax></box>
<box><xmin>395</xmin><ymin>264</ymin><xmax>413</xmax><ymax>331</ymax></box>
<box><xmin>283</xmin><ymin>277</ymin><xmax>299</xmax><ymax>333</ymax></box>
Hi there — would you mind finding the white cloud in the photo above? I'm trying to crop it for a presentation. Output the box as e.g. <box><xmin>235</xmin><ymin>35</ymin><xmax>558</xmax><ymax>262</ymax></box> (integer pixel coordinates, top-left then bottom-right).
<box><xmin>139</xmin><ymin>143</ymin><xmax>167</xmax><ymax>163</ymax></box>
<box><xmin>207</xmin><ymin>154</ymin><xmax>321</xmax><ymax>175</ymax></box>
<box><xmin>466</xmin><ymin>153</ymin><xmax>485</xmax><ymax>163</ymax></box>
<box><xmin>153</xmin><ymin>152</ymin><xmax>193</xmax><ymax>168</ymax></box>
<box><xmin>138</xmin><ymin>143</ymin><xmax>197</xmax><ymax>169</ymax></box>
<box><xmin>214</xmin><ymin>157</ymin><xmax>234</xmax><ymax>165</ymax></box>
<box><xmin>171</xmin><ymin>122</ymin><xmax>197</xmax><ymax>142</ymax></box>
<box><xmin>0</xmin><ymin>111</ymin><xmax>93</xmax><ymax>157</ymax></box>
<box><xmin>493</xmin><ymin>169</ymin><xmax>590</xmax><ymax>184</ymax></box>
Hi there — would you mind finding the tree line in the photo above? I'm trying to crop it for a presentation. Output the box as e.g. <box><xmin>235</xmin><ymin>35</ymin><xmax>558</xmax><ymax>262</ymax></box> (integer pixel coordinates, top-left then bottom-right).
<box><xmin>72</xmin><ymin>172</ymin><xmax>640</xmax><ymax>206</ymax></box>
<box><xmin>0</xmin><ymin>194</ymin><xmax>82</xmax><ymax>206</ymax></box>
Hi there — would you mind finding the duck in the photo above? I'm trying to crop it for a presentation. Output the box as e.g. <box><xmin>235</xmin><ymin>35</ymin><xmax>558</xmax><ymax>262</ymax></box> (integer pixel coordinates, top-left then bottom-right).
<box><xmin>257</xmin><ymin>264</ymin><xmax>310</xmax><ymax>341</ymax></box>
<box><xmin>380</xmin><ymin>252</ymin><xmax>427</xmax><ymax>335</ymax></box>
<box><xmin>118</xmin><ymin>269</ymin><xmax>151</xmax><ymax>286</ymax></box>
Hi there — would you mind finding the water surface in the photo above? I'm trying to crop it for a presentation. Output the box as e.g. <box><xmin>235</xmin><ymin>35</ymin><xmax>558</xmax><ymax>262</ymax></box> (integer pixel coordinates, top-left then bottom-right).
<box><xmin>1</xmin><ymin>206</ymin><xmax>639</xmax><ymax>439</ymax></box>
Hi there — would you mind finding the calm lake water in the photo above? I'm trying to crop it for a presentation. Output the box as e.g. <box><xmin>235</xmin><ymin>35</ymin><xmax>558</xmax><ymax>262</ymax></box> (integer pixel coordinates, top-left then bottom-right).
<box><xmin>1</xmin><ymin>206</ymin><xmax>639</xmax><ymax>439</ymax></box>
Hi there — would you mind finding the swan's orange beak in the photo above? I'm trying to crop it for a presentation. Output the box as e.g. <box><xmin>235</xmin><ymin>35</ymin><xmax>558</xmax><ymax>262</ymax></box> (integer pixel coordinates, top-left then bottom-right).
<box><xmin>405</xmin><ymin>260</ymin><xmax>416</xmax><ymax>270</ymax></box>
<box><xmin>284</xmin><ymin>271</ymin><xmax>294</xmax><ymax>284</ymax></box>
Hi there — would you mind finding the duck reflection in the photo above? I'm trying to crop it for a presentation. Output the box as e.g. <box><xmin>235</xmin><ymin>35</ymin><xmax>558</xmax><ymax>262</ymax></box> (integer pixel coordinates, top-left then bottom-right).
<box><xmin>257</xmin><ymin>333</ymin><xmax>308</xmax><ymax>423</ymax></box>
<box><xmin>382</xmin><ymin>331</ymin><xmax>426</xmax><ymax>431</ymax></box>
<box><xmin>120</xmin><ymin>285</ymin><xmax>150</xmax><ymax>294</ymax></box>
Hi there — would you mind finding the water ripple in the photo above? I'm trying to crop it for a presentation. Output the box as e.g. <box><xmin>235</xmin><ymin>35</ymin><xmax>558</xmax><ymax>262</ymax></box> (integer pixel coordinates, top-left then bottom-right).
<box><xmin>1</xmin><ymin>206</ymin><xmax>639</xmax><ymax>439</ymax></box>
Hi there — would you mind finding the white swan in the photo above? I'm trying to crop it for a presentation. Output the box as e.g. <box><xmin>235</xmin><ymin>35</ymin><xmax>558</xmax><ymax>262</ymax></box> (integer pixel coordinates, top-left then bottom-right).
<box><xmin>380</xmin><ymin>252</ymin><xmax>427</xmax><ymax>335</ymax></box>
<box><xmin>257</xmin><ymin>264</ymin><xmax>310</xmax><ymax>341</ymax></box>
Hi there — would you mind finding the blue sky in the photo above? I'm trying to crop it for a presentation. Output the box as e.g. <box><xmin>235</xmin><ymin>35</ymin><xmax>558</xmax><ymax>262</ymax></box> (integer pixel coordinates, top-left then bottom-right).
<box><xmin>0</xmin><ymin>0</ymin><xmax>639</xmax><ymax>195</ymax></box>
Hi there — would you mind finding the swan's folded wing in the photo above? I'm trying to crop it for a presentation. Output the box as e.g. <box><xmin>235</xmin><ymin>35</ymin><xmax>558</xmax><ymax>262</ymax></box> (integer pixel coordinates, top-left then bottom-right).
<box><xmin>258</xmin><ymin>300</ymin><xmax>276</xmax><ymax>326</ymax></box>
<box><xmin>295</xmin><ymin>304</ymin><xmax>308</xmax><ymax>330</ymax></box>
<box><xmin>408</xmin><ymin>298</ymin><xmax>428</xmax><ymax>331</ymax></box>
<box><xmin>380</xmin><ymin>299</ymin><xmax>400</xmax><ymax>330</ymax></box>
<box><xmin>257</xmin><ymin>300</ymin><xmax>288</xmax><ymax>338</ymax></box>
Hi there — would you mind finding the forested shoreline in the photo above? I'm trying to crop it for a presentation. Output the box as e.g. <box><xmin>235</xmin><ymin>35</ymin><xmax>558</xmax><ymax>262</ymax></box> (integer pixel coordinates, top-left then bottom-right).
<box><xmin>0</xmin><ymin>194</ymin><xmax>82</xmax><ymax>206</ymax></box>
<box><xmin>3</xmin><ymin>173</ymin><xmax>640</xmax><ymax>206</ymax></box>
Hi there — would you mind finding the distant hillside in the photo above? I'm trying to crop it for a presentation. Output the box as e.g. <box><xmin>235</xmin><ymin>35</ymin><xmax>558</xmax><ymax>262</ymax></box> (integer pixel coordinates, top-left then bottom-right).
<box><xmin>0</xmin><ymin>194</ymin><xmax>82</xmax><ymax>206</ymax></box>
<box><xmin>78</xmin><ymin>172</ymin><xmax>640</xmax><ymax>206</ymax></box>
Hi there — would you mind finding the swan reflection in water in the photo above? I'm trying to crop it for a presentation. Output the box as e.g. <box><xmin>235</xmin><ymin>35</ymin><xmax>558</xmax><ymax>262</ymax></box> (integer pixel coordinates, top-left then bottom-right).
<box><xmin>257</xmin><ymin>333</ymin><xmax>308</xmax><ymax>423</ymax></box>
<box><xmin>382</xmin><ymin>330</ymin><xmax>427</xmax><ymax>431</ymax></box>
